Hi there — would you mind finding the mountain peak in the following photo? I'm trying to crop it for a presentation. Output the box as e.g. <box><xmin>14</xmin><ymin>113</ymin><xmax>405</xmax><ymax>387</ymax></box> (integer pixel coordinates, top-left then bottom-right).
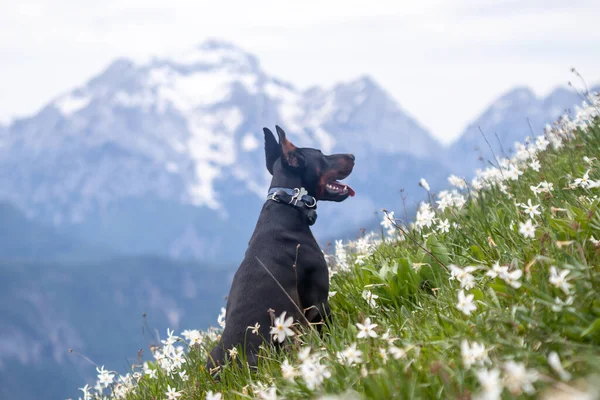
<box><xmin>496</xmin><ymin>86</ymin><xmax>536</xmax><ymax>104</ymax></box>
<box><xmin>0</xmin><ymin>39</ymin><xmax>445</xmax><ymax>247</ymax></box>
<box><xmin>198</xmin><ymin>38</ymin><xmax>241</xmax><ymax>51</ymax></box>
<box><xmin>163</xmin><ymin>39</ymin><xmax>260</xmax><ymax>73</ymax></box>
<box><xmin>333</xmin><ymin>75</ymin><xmax>380</xmax><ymax>95</ymax></box>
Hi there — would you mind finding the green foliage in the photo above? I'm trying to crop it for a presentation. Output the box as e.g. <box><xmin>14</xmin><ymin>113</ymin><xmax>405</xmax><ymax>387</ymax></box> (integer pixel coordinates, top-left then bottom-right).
<box><xmin>86</xmin><ymin>116</ymin><xmax>600</xmax><ymax>399</ymax></box>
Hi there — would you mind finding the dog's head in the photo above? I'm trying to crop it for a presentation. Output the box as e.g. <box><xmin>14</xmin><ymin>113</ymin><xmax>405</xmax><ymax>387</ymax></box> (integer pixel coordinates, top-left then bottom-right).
<box><xmin>264</xmin><ymin>126</ymin><xmax>355</xmax><ymax>202</ymax></box>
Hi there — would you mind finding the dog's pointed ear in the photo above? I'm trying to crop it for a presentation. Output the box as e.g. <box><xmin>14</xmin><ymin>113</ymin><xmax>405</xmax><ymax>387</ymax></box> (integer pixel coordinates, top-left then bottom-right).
<box><xmin>264</xmin><ymin>127</ymin><xmax>280</xmax><ymax>175</ymax></box>
<box><xmin>275</xmin><ymin>125</ymin><xmax>303</xmax><ymax>168</ymax></box>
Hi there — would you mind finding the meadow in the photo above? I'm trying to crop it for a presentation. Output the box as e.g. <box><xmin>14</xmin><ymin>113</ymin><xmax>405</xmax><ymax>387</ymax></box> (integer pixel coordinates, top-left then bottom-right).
<box><xmin>75</xmin><ymin>93</ymin><xmax>600</xmax><ymax>399</ymax></box>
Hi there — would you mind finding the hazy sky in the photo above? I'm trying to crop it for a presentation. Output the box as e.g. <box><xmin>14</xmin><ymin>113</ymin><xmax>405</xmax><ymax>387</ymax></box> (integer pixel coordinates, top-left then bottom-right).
<box><xmin>1</xmin><ymin>0</ymin><xmax>599</xmax><ymax>144</ymax></box>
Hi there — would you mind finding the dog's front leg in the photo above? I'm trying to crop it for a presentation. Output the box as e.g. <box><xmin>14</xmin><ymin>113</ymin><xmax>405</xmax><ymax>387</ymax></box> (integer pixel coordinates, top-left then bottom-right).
<box><xmin>297</xmin><ymin>267</ymin><xmax>331</xmax><ymax>328</ymax></box>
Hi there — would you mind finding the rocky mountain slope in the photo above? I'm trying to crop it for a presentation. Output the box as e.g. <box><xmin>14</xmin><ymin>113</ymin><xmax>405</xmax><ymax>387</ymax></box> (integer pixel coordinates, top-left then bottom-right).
<box><xmin>0</xmin><ymin>40</ymin><xmax>444</xmax><ymax>261</ymax></box>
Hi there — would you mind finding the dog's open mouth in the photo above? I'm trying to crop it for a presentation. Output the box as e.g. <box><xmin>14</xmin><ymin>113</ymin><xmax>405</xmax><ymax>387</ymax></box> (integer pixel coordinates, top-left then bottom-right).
<box><xmin>325</xmin><ymin>180</ymin><xmax>355</xmax><ymax>197</ymax></box>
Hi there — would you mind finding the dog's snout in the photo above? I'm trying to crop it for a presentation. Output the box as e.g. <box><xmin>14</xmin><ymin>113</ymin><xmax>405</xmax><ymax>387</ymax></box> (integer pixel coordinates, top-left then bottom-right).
<box><xmin>346</xmin><ymin>154</ymin><xmax>355</xmax><ymax>162</ymax></box>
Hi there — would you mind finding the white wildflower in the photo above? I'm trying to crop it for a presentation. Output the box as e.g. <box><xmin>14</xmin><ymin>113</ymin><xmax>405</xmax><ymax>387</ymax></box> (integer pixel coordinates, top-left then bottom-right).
<box><xmin>381</xmin><ymin>211</ymin><xmax>395</xmax><ymax>230</ymax></box>
<box><xmin>335</xmin><ymin>240</ymin><xmax>349</xmax><ymax>271</ymax></box>
<box><xmin>530</xmin><ymin>184</ymin><xmax>542</xmax><ymax>196</ymax></box>
<box><xmin>453</xmin><ymin>192</ymin><xmax>467</xmax><ymax>209</ymax></box>
<box><xmin>448</xmin><ymin>175</ymin><xmax>467</xmax><ymax>189</ymax></box>
<box><xmin>281</xmin><ymin>359</ymin><xmax>297</xmax><ymax>381</ymax></box>
<box><xmin>415</xmin><ymin>202</ymin><xmax>436</xmax><ymax>230</ymax></box>
<box><xmin>486</xmin><ymin>261</ymin><xmax>507</xmax><ymax>279</ymax></box>
<box><xmin>502</xmin><ymin>361</ymin><xmax>538</xmax><ymax>395</ymax></box>
<box><xmin>389</xmin><ymin>346</ymin><xmax>407</xmax><ymax>359</ymax></box>
<box><xmin>298</xmin><ymin>347</ymin><xmax>312</xmax><ymax>361</ymax></box>
<box><xmin>419</xmin><ymin>178</ymin><xmax>430</xmax><ymax>191</ymax></box>
<box><xmin>379</xmin><ymin>347</ymin><xmax>388</xmax><ymax>364</ymax></box>
<box><xmin>356</xmin><ymin>235</ymin><xmax>373</xmax><ymax>254</ymax></box>
<box><xmin>573</xmin><ymin>169</ymin><xmax>592</xmax><ymax>188</ymax></box>
<box><xmin>461</xmin><ymin>340</ymin><xmax>489</xmax><ymax>369</ymax></box>
<box><xmin>299</xmin><ymin>353</ymin><xmax>331</xmax><ymax>390</ymax></box>
<box><xmin>96</xmin><ymin>366</ymin><xmax>115</xmax><ymax>389</ymax></box>
<box><xmin>456</xmin><ymin>290</ymin><xmax>477</xmax><ymax>316</ymax></box>
<box><xmin>356</xmin><ymin>254</ymin><xmax>370</xmax><ymax>265</ymax></box>
<box><xmin>474</xmin><ymin>368</ymin><xmax>503</xmax><ymax>400</ymax></box>
<box><xmin>162</xmin><ymin>328</ymin><xmax>178</xmax><ymax>347</ymax></box>
<box><xmin>356</xmin><ymin>317</ymin><xmax>378</xmax><ymax>339</ymax></box>
<box><xmin>437</xmin><ymin>219</ymin><xmax>450</xmax><ymax>233</ymax></box>
<box><xmin>257</xmin><ymin>386</ymin><xmax>278</xmax><ymax>400</ymax></box>
<box><xmin>250</xmin><ymin>322</ymin><xmax>260</xmax><ymax>335</ymax></box>
<box><xmin>217</xmin><ymin>307</ymin><xmax>226</xmax><ymax>328</ymax></box>
<box><xmin>529</xmin><ymin>158</ymin><xmax>541</xmax><ymax>171</ymax></box>
<box><xmin>436</xmin><ymin>191</ymin><xmax>452</xmax><ymax>211</ymax></box>
<box><xmin>514</xmin><ymin>142</ymin><xmax>530</xmax><ymax>163</ymax></box>
<box><xmin>518</xmin><ymin>219</ymin><xmax>536</xmax><ymax>239</ymax></box>
<box><xmin>178</xmin><ymin>370</ymin><xmax>189</xmax><ymax>382</ymax></box>
<box><xmin>535</xmin><ymin>135</ymin><xmax>550</xmax><ymax>151</ymax></box>
<box><xmin>361</xmin><ymin>366</ymin><xmax>368</xmax><ymax>377</ymax></box>
<box><xmin>184</xmin><ymin>329</ymin><xmax>202</xmax><ymax>346</ymax></box>
<box><xmin>551</xmin><ymin>296</ymin><xmax>574</xmax><ymax>312</ymax></box>
<box><xmin>501</xmin><ymin>268</ymin><xmax>523</xmax><ymax>289</ymax></box>
<box><xmin>549</xmin><ymin>266</ymin><xmax>572</xmax><ymax>294</ymax></box>
<box><xmin>78</xmin><ymin>384</ymin><xmax>93</xmax><ymax>400</ymax></box>
<box><xmin>539</xmin><ymin>181</ymin><xmax>554</xmax><ymax>192</ymax></box>
<box><xmin>166</xmin><ymin>385</ymin><xmax>183</xmax><ymax>400</ymax></box>
<box><xmin>270</xmin><ymin>311</ymin><xmax>295</xmax><ymax>343</ymax></box>
<box><xmin>228</xmin><ymin>347</ymin><xmax>238</xmax><ymax>359</ymax></box>
<box><xmin>362</xmin><ymin>290</ymin><xmax>379</xmax><ymax>308</ymax></box>
<box><xmin>144</xmin><ymin>362</ymin><xmax>157</xmax><ymax>379</ymax></box>
<box><xmin>548</xmin><ymin>351</ymin><xmax>572</xmax><ymax>381</ymax></box>
<box><xmin>449</xmin><ymin>265</ymin><xmax>478</xmax><ymax>290</ymax></box>
<box><xmin>519</xmin><ymin>199</ymin><xmax>541</xmax><ymax>219</ymax></box>
<box><xmin>205</xmin><ymin>391</ymin><xmax>222</xmax><ymax>400</ymax></box>
<box><xmin>505</xmin><ymin>165</ymin><xmax>522</xmax><ymax>181</ymax></box>
<box><xmin>337</xmin><ymin>343</ymin><xmax>363</xmax><ymax>366</ymax></box>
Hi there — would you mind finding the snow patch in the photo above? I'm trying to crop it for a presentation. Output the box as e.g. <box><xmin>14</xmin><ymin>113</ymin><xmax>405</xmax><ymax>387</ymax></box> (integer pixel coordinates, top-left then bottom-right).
<box><xmin>313</xmin><ymin>127</ymin><xmax>336</xmax><ymax>154</ymax></box>
<box><xmin>265</xmin><ymin>81</ymin><xmax>295</xmax><ymax>99</ymax></box>
<box><xmin>185</xmin><ymin>108</ymin><xmax>241</xmax><ymax>208</ymax></box>
<box><xmin>241</xmin><ymin>132</ymin><xmax>260</xmax><ymax>152</ymax></box>
<box><xmin>56</xmin><ymin>94</ymin><xmax>91</xmax><ymax>116</ymax></box>
<box><xmin>114</xmin><ymin>91</ymin><xmax>155</xmax><ymax>110</ymax></box>
<box><xmin>154</xmin><ymin>69</ymin><xmax>257</xmax><ymax>113</ymax></box>
<box><xmin>171</xmin><ymin>45</ymin><xmax>250</xmax><ymax>68</ymax></box>
<box><xmin>222</xmin><ymin>107</ymin><xmax>243</xmax><ymax>133</ymax></box>
<box><xmin>147</xmin><ymin>66</ymin><xmax>173</xmax><ymax>86</ymax></box>
<box><xmin>159</xmin><ymin>70</ymin><xmax>232</xmax><ymax>111</ymax></box>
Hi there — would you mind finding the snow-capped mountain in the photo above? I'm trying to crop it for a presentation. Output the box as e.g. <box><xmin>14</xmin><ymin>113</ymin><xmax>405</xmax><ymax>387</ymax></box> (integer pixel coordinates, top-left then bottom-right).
<box><xmin>450</xmin><ymin>85</ymin><xmax>599</xmax><ymax>176</ymax></box>
<box><xmin>0</xmin><ymin>40</ymin><xmax>440</xmax><ymax>260</ymax></box>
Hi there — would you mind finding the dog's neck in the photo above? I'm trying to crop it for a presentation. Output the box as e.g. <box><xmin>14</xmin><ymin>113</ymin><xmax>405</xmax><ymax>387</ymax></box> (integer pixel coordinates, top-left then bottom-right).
<box><xmin>268</xmin><ymin>158</ymin><xmax>320</xmax><ymax>196</ymax></box>
<box><xmin>268</xmin><ymin>166</ymin><xmax>303</xmax><ymax>193</ymax></box>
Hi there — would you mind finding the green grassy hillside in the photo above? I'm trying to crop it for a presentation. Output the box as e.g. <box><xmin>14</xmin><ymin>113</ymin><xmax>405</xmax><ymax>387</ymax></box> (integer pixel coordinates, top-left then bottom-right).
<box><xmin>74</xmin><ymin>94</ymin><xmax>600</xmax><ymax>399</ymax></box>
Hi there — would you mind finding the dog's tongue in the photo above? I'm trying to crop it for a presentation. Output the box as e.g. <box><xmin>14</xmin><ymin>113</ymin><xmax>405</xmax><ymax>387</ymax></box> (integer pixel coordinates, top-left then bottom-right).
<box><xmin>347</xmin><ymin>184</ymin><xmax>356</xmax><ymax>197</ymax></box>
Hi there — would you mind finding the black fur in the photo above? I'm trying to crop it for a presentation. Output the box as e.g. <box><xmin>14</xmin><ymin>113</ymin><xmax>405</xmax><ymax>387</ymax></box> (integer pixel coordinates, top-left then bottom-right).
<box><xmin>207</xmin><ymin>126</ymin><xmax>355</xmax><ymax>371</ymax></box>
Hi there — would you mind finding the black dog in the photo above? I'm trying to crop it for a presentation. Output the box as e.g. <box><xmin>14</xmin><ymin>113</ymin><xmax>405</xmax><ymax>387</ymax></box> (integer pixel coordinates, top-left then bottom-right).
<box><xmin>207</xmin><ymin>126</ymin><xmax>355</xmax><ymax>371</ymax></box>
